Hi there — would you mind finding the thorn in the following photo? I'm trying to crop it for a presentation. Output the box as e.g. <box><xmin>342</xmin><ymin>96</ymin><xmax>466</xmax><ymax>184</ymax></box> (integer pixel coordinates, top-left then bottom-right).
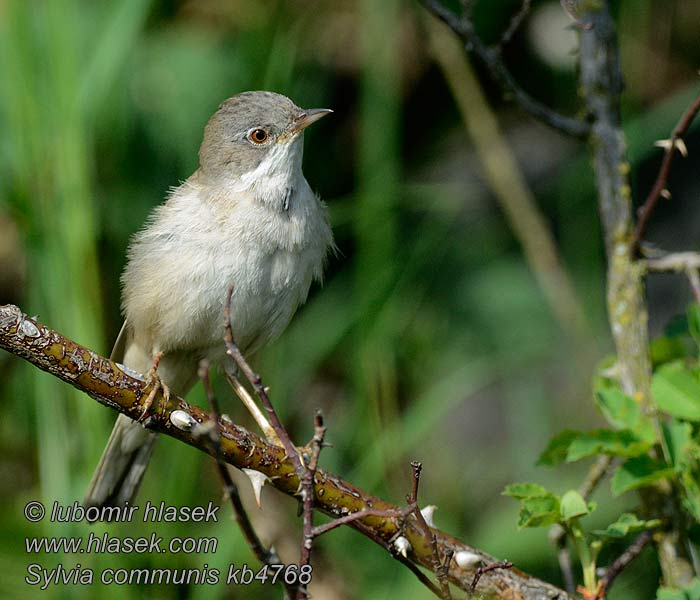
<box><xmin>394</xmin><ymin>536</ymin><xmax>411</xmax><ymax>558</ymax></box>
<box><xmin>675</xmin><ymin>138</ymin><xmax>688</xmax><ymax>157</ymax></box>
<box><xmin>170</xmin><ymin>410</ymin><xmax>196</xmax><ymax>432</ymax></box>
<box><xmin>242</xmin><ymin>468</ymin><xmax>270</xmax><ymax>508</ymax></box>
<box><xmin>654</xmin><ymin>138</ymin><xmax>673</xmax><ymax>152</ymax></box>
<box><xmin>420</xmin><ymin>505</ymin><xmax>437</xmax><ymax>528</ymax></box>
<box><xmin>660</xmin><ymin>189</ymin><xmax>672</xmax><ymax>200</ymax></box>
<box><xmin>454</xmin><ymin>550</ymin><xmax>483</xmax><ymax>569</ymax></box>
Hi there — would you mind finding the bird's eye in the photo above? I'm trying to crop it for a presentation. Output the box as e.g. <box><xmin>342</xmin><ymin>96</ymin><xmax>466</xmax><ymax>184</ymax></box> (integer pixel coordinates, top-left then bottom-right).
<box><xmin>247</xmin><ymin>128</ymin><xmax>269</xmax><ymax>144</ymax></box>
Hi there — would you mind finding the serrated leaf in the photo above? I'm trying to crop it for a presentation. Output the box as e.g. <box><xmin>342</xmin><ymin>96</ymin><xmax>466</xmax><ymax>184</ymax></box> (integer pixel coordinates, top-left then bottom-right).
<box><xmin>652</xmin><ymin>362</ymin><xmax>700</xmax><ymax>421</ymax></box>
<box><xmin>592</xmin><ymin>513</ymin><xmax>660</xmax><ymax>539</ymax></box>
<box><xmin>502</xmin><ymin>482</ymin><xmax>552</xmax><ymax>500</ymax></box>
<box><xmin>566</xmin><ymin>429</ymin><xmax>651</xmax><ymax>462</ymax></box>
<box><xmin>537</xmin><ymin>430</ymin><xmax>579</xmax><ymax>467</ymax></box>
<box><xmin>517</xmin><ymin>494</ymin><xmax>561</xmax><ymax>529</ymax></box>
<box><xmin>611</xmin><ymin>455</ymin><xmax>674</xmax><ymax>496</ymax></box>
<box><xmin>560</xmin><ymin>490</ymin><xmax>589</xmax><ymax>521</ymax></box>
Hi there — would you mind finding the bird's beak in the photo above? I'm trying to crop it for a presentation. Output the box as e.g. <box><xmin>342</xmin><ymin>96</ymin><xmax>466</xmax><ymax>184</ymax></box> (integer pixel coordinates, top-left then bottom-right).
<box><xmin>288</xmin><ymin>108</ymin><xmax>333</xmax><ymax>135</ymax></box>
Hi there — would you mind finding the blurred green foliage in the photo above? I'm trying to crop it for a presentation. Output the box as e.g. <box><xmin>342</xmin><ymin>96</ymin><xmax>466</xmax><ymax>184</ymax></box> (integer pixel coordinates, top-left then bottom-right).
<box><xmin>1</xmin><ymin>1</ymin><xmax>700</xmax><ymax>598</ymax></box>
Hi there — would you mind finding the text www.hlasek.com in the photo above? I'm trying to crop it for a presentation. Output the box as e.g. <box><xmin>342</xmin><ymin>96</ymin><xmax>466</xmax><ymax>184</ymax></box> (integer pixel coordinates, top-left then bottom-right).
<box><xmin>26</xmin><ymin>532</ymin><xmax>217</xmax><ymax>555</ymax></box>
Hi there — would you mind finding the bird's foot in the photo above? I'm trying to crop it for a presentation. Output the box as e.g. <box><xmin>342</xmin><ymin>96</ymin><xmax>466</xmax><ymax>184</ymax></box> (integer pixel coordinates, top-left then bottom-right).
<box><xmin>139</xmin><ymin>352</ymin><xmax>171</xmax><ymax>422</ymax></box>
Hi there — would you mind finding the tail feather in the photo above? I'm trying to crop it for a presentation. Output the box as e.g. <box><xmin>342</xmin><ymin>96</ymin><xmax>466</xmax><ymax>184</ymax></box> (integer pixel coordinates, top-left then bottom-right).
<box><xmin>84</xmin><ymin>413</ymin><xmax>156</xmax><ymax>508</ymax></box>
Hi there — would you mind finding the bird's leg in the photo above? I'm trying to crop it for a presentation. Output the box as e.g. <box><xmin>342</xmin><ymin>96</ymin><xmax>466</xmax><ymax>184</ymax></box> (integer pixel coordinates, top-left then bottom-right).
<box><xmin>139</xmin><ymin>351</ymin><xmax>171</xmax><ymax>421</ymax></box>
<box><xmin>224</xmin><ymin>372</ymin><xmax>280</xmax><ymax>445</ymax></box>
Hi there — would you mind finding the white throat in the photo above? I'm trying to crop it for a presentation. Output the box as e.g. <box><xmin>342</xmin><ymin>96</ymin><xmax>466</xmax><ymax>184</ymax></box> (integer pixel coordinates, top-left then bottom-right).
<box><xmin>234</xmin><ymin>136</ymin><xmax>305</xmax><ymax>210</ymax></box>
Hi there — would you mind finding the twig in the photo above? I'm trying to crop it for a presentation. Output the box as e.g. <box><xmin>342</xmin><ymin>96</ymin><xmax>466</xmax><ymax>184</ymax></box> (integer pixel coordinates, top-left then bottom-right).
<box><xmin>420</xmin><ymin>0</ymin><xmax>590</xmax><ymax>139</ymax></box>
<box><xmin>223</xmin><ymin>286</ymin><xmax>305</xmax><ymax>480</ymax></box>
<box><xmin>425</xmin><ymin>15</ymin><xmax>591</xmax><ymax>347</ymax></box>
<box><xmin>0</xmin><ymin>304</ymin><xmax>574</xmax><ymax>599</ymax></box>
<box><xmin>350</xmin><ymin>519</ymin><xmax>444</xmax><ymax>598</ymax></box>
<box><xmin>312</xmin><ymin>505</ymin><xmax>414</xmax><ymax>537</ymax></box>
<box><xmin>408</xmin><ymin>462</ymin><xmax>451</xmax><ymax>598</ymax></box>
<box><xmin>501</xmin><ymin>0</ymin><xmax>532</xmax><ymax>47</ymax></box>
<box><xmin>646</xmin><ymin>252</ymin><xmax>700</xmax><ymax>303</ymax></box>
<box><xmin>634</xmin><ymin>92</ymin><xmax>700</xmax><ymax>251</ymax></box>
<box><xmin>468</xmin><ymin>561</ymin><xmax>514</xmax><ymax>597</ymax></box>
<box><xmin>297</xmin><ymin>411</ymin><xmax>326</xmax><ymax>598</ymax></box>
<box><xmin>598</xmin><ymin>530</ymin><xmax>653</xmax><ymax>597</ymax></box>
<box><xmin>197</xmin><ymin>361</ymin><xmax>296</xmax><ymax>597</ymax></box>
<box><xmin>557</xmin><ymin>543</ymin><xmax>577</xmax><ymax>596</ymax></box>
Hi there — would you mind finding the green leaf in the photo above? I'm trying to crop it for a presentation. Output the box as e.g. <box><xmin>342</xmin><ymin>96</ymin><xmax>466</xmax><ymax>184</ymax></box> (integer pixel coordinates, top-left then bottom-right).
<box><xmin>560</xmin><ymin>490</ymin><xmax>589</xmax><ymax>521</ymax></box>
<box><xmin>567</xmin><ymin>429</ymin><xmax>651</xmax><ymax>461</ymax></box>
<box><xmin>537</xmin><ymin>430</ymin><xmax>579</xmax><ymax>466</ymax></box>
<box><xmin>651</xmin><ymin>336</ymin><xmax>690</xmax><ymax>367</ymax></box>
<box><xmin>663</xmin><ymin>420</ymin><xmax>693</xmax><ymax>470</ymax></box>
<box><xmin>517</xmin><ymin>494</ymin><xmax>561</xmax><ymax>529</ymax></box>
<box><xmin>611</xmin><ymin>455</ymin><xmax>674</xmax><ymax>496</ymax></box>
<box><xmin>595</xmin><ymin>387</ymin><xmax>656</xmax><ymax>441</ymax></box>
<box><xmin>596</xmin><ymin>388</ymin><xmax>642</xmax><ymax>429</ymax></box>
<box><xmin>657</xmin><ymin>578</ymin><xmax>700</xmax><ymax>600</ymax></box>
<box><xmin>592</xmin><ymin>513</ymin><xmax>660</xmax><ymax>539</ymax></box>
<box><xmin>652</xmin><ymin>362</ymin><xmax>700</xmax><ymax>421</ymax></box>
<box><xmin>502</xmin><ymin>482</ymin><xmax>552</xmax><ymax>499</ymax></box>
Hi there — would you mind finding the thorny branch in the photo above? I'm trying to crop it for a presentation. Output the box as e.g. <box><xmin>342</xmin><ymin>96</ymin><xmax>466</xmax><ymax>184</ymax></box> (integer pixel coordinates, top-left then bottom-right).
<box><xmin>197</xmin><ymin>361</ymin><xmax>296</xmax><ymax>599</ymax></box>
<box><xmin>469</xmin><ymin>561</ymin><xmax>514</xmax><ymax>598</ymax></box>
<box><xmin>420</xmin><ymin>0</ymin><xmax>590</xmax><ymax>139</ymax></box>
<box><xmin>0</xmin><ymin>304</ymin><xmax>573</xmax><ymax>599</ymax></box>
<box><xmin>224</xmin><ymin>311</ymin><xmax>450</xmax><ymax>600</ymax></box>
<box><xmin>408</xmin><ymin>461</ymin><xmax>451</xmax><ymax>598</ymax></box>
<box><xmin>634</xmin><ymin>92</ymin><xmax>700</xmax><ymax>251</ymax></box>
<box><xmin>500</xmin><ymin>0</ymin><xmax>532</xmax><ymax>47</ymax></box>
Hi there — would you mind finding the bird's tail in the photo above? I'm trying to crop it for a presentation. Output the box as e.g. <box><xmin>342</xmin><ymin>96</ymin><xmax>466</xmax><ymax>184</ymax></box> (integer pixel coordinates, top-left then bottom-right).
<box><xmin>84</xmin><ymin>413</ymin><xmax>157</xmax><ymax>508</ymax></box>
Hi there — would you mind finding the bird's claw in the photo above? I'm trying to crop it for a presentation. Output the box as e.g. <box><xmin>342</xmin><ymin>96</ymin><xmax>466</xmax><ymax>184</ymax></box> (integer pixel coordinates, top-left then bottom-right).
<box><xmin>138</xmin><ymin>352</ymin><xmax>171</xmax><ymax>422</ymax></box>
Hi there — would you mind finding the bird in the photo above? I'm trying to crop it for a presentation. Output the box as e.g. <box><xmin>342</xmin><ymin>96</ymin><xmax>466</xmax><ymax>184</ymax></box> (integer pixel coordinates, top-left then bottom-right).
<box><xmin>85</xmin><ymin>91</ymin><xmax>334</xmax><ymax>508</ymax></box>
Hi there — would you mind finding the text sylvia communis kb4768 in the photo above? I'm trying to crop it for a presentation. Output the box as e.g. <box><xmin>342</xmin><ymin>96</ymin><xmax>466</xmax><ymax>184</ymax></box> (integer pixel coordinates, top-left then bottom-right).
<box><xmin>85</xmin><ymin>91</ymin><xmax>334</xmax><ymax>508</ymax></box>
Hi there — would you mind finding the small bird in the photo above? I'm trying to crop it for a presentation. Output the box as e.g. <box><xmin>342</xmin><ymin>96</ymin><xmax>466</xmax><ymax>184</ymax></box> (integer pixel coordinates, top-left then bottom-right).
<box><xmin>85</xmin><ymin>91</ymin><xmax>334</xmax><ymax>508</ymax></box>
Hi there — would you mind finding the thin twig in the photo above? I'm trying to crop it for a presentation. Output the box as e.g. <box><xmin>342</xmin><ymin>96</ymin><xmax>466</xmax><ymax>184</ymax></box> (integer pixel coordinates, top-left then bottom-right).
<box><xmin>312</xmin><ymin>505</ymin><xmax>415</xmax><ymax>538</ymax></box>
<box><xmin>634</xmin><ymin>92</ymin><xmax>700</xmax><ymax>251</ymax></box>
<box><xmin>420</xmin><ymin>0</ymin><xmax>590</xmax><ymax>139</ymax></box>
<box><xmin>557</xmin><ymin>544</ymin><xmax>577</xmax><ymax>596</ymax></box>
<box><xmin>598</xmin><ymin>530</ymin><xmax>653</xmax><ymax>597</ymax></box>
<box><xmin>468</xmin><ymin>561</ymin><xmax>514</xmax><ymax>597</ymax></box>
<box><xmin>351</xmin><ymin>519</ymin><xmax>445</xmax><ymax>598</ymax></box>
<box><xmin>197</xmin><ymin>362</ymin><xmax>289</xmax><ymax>575</ymax></box>
<box><xmin>646</xmin><ymin>252</ymin><xmax>700</xmax><ymax>303</ymax></box>
<box><xmin>223</xmin><ymin>286</ymin><xmax>305</xmax><ymax>479</ymax></box>
<box><xmin>501</xmin><ymin>0</ymin><xmax>532</xmax><ymax>47</ymax></box>
<box><xmin>298</xmin><ymin>411</ymin><xmax>326</xmax><ymax>598</ymax></box>
<box><xmin>408</xmin><ymin>462</ymin><xmax>451</xmax><ymax>598</ymax></box>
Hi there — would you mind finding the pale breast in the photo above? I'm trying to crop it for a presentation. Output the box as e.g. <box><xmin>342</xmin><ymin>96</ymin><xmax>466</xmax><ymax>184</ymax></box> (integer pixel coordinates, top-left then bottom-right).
<box><xmin>122</xmin><ymin>177</ymin><xmax>332</xmax><ymax>361</ymax></box>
